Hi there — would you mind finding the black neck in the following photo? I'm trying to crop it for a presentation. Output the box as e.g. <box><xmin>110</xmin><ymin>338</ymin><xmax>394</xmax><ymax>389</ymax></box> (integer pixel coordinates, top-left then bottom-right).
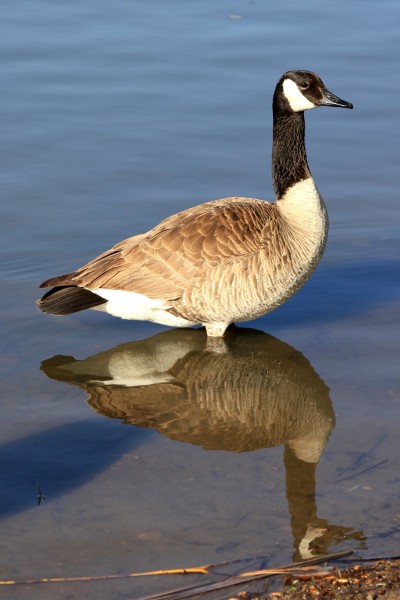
<box><xmin>272</xmin><ymin>111</ymin><xmax>311</xmax><ymax>199</ymax></box>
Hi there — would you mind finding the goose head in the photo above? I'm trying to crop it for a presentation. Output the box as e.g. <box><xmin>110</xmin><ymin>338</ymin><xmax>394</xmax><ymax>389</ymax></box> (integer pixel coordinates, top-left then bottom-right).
<box><xmin>274</xmin><ymin>70</ymin><xmax>353</xmax><ymax>114</ymax></box>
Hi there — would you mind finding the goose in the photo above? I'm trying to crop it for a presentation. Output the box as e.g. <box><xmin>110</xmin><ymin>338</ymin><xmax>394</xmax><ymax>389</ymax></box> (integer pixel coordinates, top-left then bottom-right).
<box><xmin>37</xmin><ymin>70</ymin><xmax>352</xmax><ymax>337</ymax></box>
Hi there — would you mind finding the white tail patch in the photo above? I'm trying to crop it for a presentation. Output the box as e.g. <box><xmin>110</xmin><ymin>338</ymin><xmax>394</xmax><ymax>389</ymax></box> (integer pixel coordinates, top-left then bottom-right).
<box><xmin>89</xmin><ymin>288</ymin><xmax>198</xmax><ymax>328</ymax></box>
<box><xmin>282</xmin><ymin>79</ymin><xmax>316</xmax><ymax>112</ymax></box>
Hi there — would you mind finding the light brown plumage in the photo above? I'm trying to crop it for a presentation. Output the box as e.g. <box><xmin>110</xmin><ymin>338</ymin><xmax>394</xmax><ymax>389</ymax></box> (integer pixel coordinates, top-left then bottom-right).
<box><xmin>41</xmin><ymin>198</ymin><xmax>283</xmax><ymax>324</ymax></box>
<box><xmin>41</xmin><ymin>200</ymin><xmax>268</xmax><ymax>291</ymax></box>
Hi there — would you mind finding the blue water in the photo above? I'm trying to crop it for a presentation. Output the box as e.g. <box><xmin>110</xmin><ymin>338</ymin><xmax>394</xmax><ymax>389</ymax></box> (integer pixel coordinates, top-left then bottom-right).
<box><xmin>1</xmin><ymin>1</ymin><xmax>399</xmax><ymax>598</ymax></box>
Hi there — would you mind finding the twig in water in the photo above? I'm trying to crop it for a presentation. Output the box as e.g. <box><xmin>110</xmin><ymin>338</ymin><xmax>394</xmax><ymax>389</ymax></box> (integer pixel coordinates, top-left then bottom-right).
<box><xmin>36</xmin><ymin>482</ymin><xmax>45</xmax><ymax>506</ymax></box>
<box><xmin>335</xmin><ymin>459</ymin><xmax>388</xmax><ymax>483</ymax></box>
<box><xmin>0</xmin><ymin>557</ymin><xmax>260</xmax><ymax>586</ymax></box>
<box><xmin>137</xmin><ymin>550</ymin><xmax>354</xmax><ymax>600</ymax></box>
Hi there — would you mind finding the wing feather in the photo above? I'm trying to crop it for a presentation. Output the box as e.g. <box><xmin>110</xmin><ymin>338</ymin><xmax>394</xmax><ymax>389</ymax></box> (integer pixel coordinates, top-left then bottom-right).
<box><xmin>40</xmin><ymin>198</ymin><xmax>276</xmax><ymax>302</ymax></box>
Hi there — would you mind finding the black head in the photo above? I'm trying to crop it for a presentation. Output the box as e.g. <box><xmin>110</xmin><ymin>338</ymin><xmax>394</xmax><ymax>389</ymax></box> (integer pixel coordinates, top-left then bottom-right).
<box><xmin>274</xmin><ymin>70</ymin><xmax>353</xmax><ymax>114</ymax></box>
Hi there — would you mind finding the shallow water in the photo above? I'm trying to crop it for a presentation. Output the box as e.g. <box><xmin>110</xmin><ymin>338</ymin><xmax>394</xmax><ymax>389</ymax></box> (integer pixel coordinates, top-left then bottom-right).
<box><xmin>1</xmin><ymin>1</ymin><xmax>400</xmax><ymax>598</ymax></box>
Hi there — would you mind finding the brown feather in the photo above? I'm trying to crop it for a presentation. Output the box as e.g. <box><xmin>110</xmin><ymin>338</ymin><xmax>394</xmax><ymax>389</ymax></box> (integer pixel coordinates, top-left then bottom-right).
<box><xmin>39</xmin><ymin>198</ymin><xmax>275</xmax><ymax>308</ymax></box>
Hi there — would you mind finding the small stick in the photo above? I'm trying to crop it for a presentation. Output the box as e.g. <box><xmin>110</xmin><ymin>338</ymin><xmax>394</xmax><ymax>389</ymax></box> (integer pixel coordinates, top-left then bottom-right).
<box><xmin>0</xmin><ymin>549</ymin><xmax>353</xmax><ymax>594</ymax></box>
<box><xmin>342</xmin><ymin>553</ymin><xmax>400</xmax><ymax>563</ymax></box>
<box><xmin>138</xmin><ymin>550</ymin><xmax>353</xmax><ymax>600</ymax></box>
<box><xmin>36</xmin><ymin>482</ymin><xmax>45</xmax><ymax>506</ymax></box>
<box><xmin>335</xmin><ymin>459</ymin><xmax>388</xmax><ymax>483</ymax></box>
<box><xmin>0</xmin><ymin>567</ymin><xmax>210</xmax><ymax>586</ymax></box>
<box><xmin>0</xmin><ymin>556</ymin><xmax>262</xmax><ymax>586</ymax></box>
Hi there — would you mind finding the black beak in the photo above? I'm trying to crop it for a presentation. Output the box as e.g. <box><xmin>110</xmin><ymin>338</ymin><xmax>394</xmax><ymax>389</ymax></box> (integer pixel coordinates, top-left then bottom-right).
<box><xmin>320</xmin><ymin>88</ymin><xmax>353</xmax><ymax>109</ymax></box>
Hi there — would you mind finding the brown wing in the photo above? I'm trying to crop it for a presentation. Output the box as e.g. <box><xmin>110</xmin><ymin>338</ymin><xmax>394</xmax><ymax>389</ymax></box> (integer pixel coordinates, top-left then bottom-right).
<box><xmin>41</xmin><ymin>197</ymin><xmax>274</xmax><ymax>301</ymax></box>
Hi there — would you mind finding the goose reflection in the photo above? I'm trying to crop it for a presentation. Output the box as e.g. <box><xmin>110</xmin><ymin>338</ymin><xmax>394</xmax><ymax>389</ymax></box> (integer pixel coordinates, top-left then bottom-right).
<box><xmin>41</xmin><ymin>327</ymin><xmax>364</xmax><ymax>560</ymax></box>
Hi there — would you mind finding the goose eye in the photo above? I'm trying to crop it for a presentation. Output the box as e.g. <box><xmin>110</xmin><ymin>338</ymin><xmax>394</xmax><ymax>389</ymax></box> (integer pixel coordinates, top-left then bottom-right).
<box><xmin>299</xmin><ymin>81</ymin><xmax>309</xmax><ymax>90</ymax></box>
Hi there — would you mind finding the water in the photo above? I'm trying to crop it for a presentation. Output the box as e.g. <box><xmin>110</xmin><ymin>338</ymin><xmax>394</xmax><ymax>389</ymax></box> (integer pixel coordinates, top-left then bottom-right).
<box><xmin>1</xmin><ymin>1</ymin><xmax>399</xmax><ymax>598</ymax></box>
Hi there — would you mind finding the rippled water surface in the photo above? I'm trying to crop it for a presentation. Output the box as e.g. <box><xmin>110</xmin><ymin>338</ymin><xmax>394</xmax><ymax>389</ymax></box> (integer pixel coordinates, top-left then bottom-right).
<box><xmin>1</xmin><ymin>1</ymin><xmax>399</xmax><ymax>598</ymax></box>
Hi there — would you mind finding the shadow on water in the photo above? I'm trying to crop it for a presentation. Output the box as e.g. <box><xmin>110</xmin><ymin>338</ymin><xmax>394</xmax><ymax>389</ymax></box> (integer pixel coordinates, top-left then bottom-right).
<box><xmin>263</xmin><ymin>259</ymin><xmax>400</xmax><ymax>328</ymax></box>
<box><xmin>40</xmin><ymin>327</ymin><xmax>365</xmax><ymax>560</ymax></box>
<box><xmin>0</xmin><ymin>420</ymin><xmax>149</xmax><ymax>520</ymax></box>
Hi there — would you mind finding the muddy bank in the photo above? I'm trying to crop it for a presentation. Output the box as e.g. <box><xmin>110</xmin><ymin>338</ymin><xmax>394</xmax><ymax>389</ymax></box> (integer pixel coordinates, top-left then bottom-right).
<box><xmin>257</xmin><ymin>558</ymin><xmax>400</xmax><ymax>600</ymax></box>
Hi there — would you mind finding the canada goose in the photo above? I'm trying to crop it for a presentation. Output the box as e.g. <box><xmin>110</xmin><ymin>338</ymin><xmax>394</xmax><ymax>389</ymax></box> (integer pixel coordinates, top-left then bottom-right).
<box><xmin>37</xmin><ymin>70</ymin><xmax>352</xmax><ymax>336</ymax></box>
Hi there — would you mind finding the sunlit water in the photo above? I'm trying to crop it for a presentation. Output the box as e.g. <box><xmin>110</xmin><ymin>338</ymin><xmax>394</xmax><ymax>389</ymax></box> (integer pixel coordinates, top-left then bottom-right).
<box><xmin>1</xmin><ymin>1</ymin><xmax>399</xmax><ymax>598</ymax></box>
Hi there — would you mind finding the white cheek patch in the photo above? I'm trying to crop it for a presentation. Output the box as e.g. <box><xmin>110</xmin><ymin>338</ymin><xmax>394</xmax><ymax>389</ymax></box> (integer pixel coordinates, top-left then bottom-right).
<box><xmin>282</xmin><ymin>79</ymin><xmax>316</xmax><ymax>112</ymax></box>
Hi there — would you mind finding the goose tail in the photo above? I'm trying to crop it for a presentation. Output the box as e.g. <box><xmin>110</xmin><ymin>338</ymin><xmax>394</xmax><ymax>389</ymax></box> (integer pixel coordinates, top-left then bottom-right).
<box><xmin>37</xmin><ymin>286</ymin><xmax>105</xmax><ymax>315</ymax></box>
